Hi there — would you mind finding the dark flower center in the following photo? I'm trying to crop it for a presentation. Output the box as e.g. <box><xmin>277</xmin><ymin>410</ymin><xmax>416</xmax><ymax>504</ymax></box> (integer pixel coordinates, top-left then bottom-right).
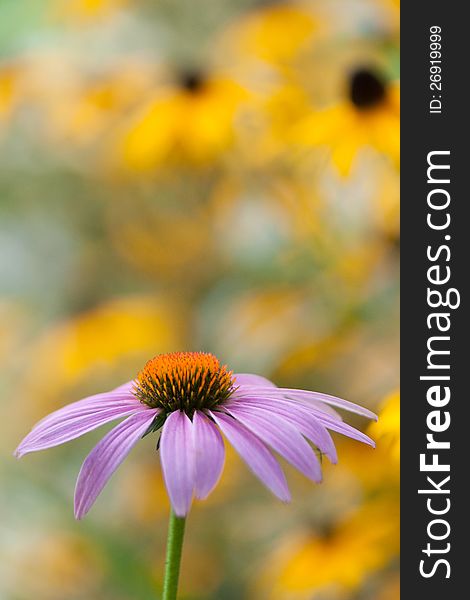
<box><xmin>349</xmin><ymin>69</ymin><xmax>386</xmax><ymax>110</ymax></box>
<box><xmin>134</xmin><ymin>351</ymin><xmax>235</xmax><ymax>414</ymax></box>
<box><xmin>179</xmin><ymin>70</ymin><xmax>206</xmax><ymax>93</ymax></box>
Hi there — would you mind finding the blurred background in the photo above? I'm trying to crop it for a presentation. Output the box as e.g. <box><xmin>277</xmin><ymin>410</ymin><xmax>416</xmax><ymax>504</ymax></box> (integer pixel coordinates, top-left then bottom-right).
<box><xmin>0</xmin><ymin>1</ymin><xmax>399</xmax><ymax>598</ymax></box>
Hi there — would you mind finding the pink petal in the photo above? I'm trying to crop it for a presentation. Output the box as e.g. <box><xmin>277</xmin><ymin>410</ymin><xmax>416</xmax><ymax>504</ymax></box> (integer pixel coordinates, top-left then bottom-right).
<box><xmin>210</xmin><ymin>410</ymin><xmax>290</xmax><ymax>502</ymax></box>
<box><xmin>15</xmin><ymin>390</ymin><xmax>144</xmax><ymax>458</ymax></box>
<box><xmin>227</xmin><ymin>397</ymin><xmax>337</xmax><ymax>463</ymax></box>
<box><xmin>234</xmin><ymin>374</ymin><xmax>276</xmax><ymax>388</ymax></box>
<box><xmin>235</xmin><ymin>386</ymin><xmax>376</xmax><ymax>420</ymax></box>
<box><xmin>15</xmin><ymin>404</ymin><xmax>148</xmax><ymax>457</ymax></box>
<box><xmin>230</xmin><ymin>394</ymin><xmax>374</xmax><ymax>447</ymax></box>
<box><xmin>313</xmin><ymin>416</ymin><xmax>376</xmax><ymax>447</ymax></box>
<box><xmin>279</xmin><ymin>388</ymin><xmax>377</xmax><ymax>420</ymax></box>
<box><xmin>192</xmin><ymin>411</ymin><xmax>225</xmax><ymax>500</ymax></box>
<box><xmin>233</xmin><ymin>387</ymin><xmax>343</xmax><ymax>420</ymax></box>
<box><xmin>226</xmin><ymin>405</ymin><xmax>322</xmax><ymax>482</ymax></box>
<box><xmin>160</xmin><ymin>411</ymin><xmax>195</xmax><ymax>517</ymax></box>
<box><xmin>33</xmin><ymin>389</ymin><xmax>139</xmax><ymax>429</ymax></box>
<box><xmin>74</xmin><ymin>409</ymin><xmax>158</xmax><ymax>519</ymax></box>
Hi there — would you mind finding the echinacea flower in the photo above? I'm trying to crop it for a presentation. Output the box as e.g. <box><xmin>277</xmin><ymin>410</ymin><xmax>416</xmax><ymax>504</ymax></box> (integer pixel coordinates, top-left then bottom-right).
<box><xmin>15</xmin><ymin>351</ymin><xmax>376</xmax><ymax>519</ymax></box>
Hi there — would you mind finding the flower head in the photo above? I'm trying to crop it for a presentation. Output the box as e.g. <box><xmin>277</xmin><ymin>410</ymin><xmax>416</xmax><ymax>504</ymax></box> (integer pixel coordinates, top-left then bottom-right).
<box><xmin>135</xmin><ymin>351</ymin><xmax>235</xmax><ymax>413</ymax></box>
<box><xmin>294</xmin><ymin>66</ymin><xmax>400</xmax><ymax>176</ymax></box>
<box><xmin>16</xmin><ymin>351</ymin><xmax>376</xmax><ymax>519</ymax></box>
<box><xmin>117</xmin><ymin>72</ymin><xmax>247</xmax><ymax>171</ymax></box>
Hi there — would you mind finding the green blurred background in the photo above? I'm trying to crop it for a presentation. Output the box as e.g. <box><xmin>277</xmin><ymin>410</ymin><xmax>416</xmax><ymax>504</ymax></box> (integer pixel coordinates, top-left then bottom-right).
<box><xmin>1</xmin><ymin>1</ymin><xmax>399</xmax><ymax>598</ymax></box>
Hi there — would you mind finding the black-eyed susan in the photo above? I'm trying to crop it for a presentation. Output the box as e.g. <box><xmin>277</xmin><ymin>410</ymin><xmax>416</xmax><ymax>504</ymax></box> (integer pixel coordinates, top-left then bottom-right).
<box><xmin>223</xmin><ymin>2</ymin><xmax>319</xmax><ymax>66</ymax></box>
<box><xmin>256</xmin><ymin>498</ymin><xmax>399</xmax><ymax>598</ymax></box>
<box><xmin>334</xmin><ymin>390</ymin><xmax>399</xmax><ymax>490</ymax></box>
<box><xmin>294</xmin><ymin>67</ymin><xmax>399</xmax><ymax>176</ymax></box>
<box><xmin>116</xmin><ymin>68</ymin><xmax>248</xmax><ymax>171</ymax></box>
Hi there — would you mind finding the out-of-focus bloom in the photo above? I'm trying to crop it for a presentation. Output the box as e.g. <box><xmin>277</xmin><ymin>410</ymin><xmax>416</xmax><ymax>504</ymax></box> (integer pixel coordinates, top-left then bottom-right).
<box><xmin>368</xmin><ymin>390</ymin><xmax>399</xmax><ymax>462</ymax></box>
<box><xmin>116</xmin><ymin>72</ymin><xmax>247</xmax><ymax>171</ymax></box>
<box><xmin>335</xmin><ymin>390</ymin><xmax>399</xmax><ymax>490</ymax></box>
<box><xmin>16</xmin><ymin>351</ymin><xmax>376</xmax><ymax>518</ymax></box>
<box><xmin>52</xmin><ymin>0</ymin><xmax>128</xmax><ymax>22</ymax></box>
<box><xmin>294</xmin><ymin>68</ymin><xmax>399</xmax><ymax>175</ymax></box>
<box><xmin>22</xmin><ymin>295</ymin><xmax>181</xmax><ymax>411</ymax></box>
<box><xmin>373</xmin><ymin>164</ymin><xmax>400</xmax><ymax>241</ymax></box>
<box><xmin>0</xmin><ymin>64</ymin><xmax>18</xmax><ymax>124</ymax></box>
<box><xmin>256</xmin><ymin>498</ymin><xmax>399</xmax><ymax>599</ymax></box>
<box><xmin>223</xmin><ymin>3</ymin><xmax>318</xmax><ymax>66</ymax></box>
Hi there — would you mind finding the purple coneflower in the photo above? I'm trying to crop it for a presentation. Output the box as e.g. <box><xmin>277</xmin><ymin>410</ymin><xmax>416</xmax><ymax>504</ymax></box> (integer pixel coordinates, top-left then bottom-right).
<box><xmin>16</xmin><ymin>351</ymin><xmax>376</xmax><ymax>600</ymax></box>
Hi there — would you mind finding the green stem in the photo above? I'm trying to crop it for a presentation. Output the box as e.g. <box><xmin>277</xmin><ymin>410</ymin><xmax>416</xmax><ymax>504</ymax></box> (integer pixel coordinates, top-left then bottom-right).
<box><xmin>162</xmin><ymin>511</ymin><xmax>186</xmax><ymax>600</ymax></box>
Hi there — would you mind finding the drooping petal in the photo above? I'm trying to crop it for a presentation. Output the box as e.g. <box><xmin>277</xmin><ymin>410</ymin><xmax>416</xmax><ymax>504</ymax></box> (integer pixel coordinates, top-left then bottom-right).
<box><xmin>234</xmin><ymin>386</ymin><xmax>377</xmax><ymax>420</ymax></box>
<box><xmin>234</xmin><ymin>373</ymin><xmax>276</xmax><ymax>388</ymax></box>
<box><xmin>74</xmin><ymin>409</ymin><xmax>158</xmax><ymax>519</ymax></box>
<box><xmin>289</xmin><ymin>397</ymin><xmax>343</xmax><ymax>420</ymax></box>
<box><xmin>15</xmin><ymin>403</ymin><xmax>149</xmax><ymax>457</ymax></box>
<box><xmin>225</xmin><ymin>405</ymin><xmax>322</xmax><ymax>482</ymax></box>
<box><xmin>286</xmin><ymin>401</ymin><xmax>375</xmax><ymax>446</ymax></box>
<box><xmin>233</xmin><ymin>387</ymin><xmax>343</xmax><ymax>420</ymax></box>
<box><xmin>32</xmin><ymin>389</ymin><xmax>140</xmax><ymax>430</ymax></box>
<box><xmin>226</xmin><ymin>397</ymin><xmax>338</xmax><ymax>463</ymax></box>
<box><xmin>280</xmin><ymin>388</ymin><xmax>377</xmax><ymax>420</ymax></box>
<box><xmin>314</xmin><ymin>416</ymin><xmax>376</xmax><ymax>447</ymax></box>
<box><xmin>230</xmin><ymin>394</ymin><xmax>374</xmax><ymax>447</ymax></box>
<box><xmin>192</xmin><ymin>411</ymin><xmax>225</xmax><ymax>500</ymax></box>
<box><xmin>160</xmin><ymin>411</ymin><xmax>195</xmax><ymax>517</ymax></box>
<box><xmin>210</xmin><ymin>410</ymin><xmax>290</xmax><ymax>502</ymax></box>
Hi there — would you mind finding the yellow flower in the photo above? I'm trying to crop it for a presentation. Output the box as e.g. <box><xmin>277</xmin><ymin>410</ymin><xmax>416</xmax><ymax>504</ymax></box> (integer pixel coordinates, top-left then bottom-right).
<box><xmin>368</xmin><ymin>390</ymin><xmax>400</xmax><ymax>463</ymax></box>
<box><xmin>224</xmin><ymin>2</ymin><xmax>319</xmax><ymax>65</ymax></box>
<box><xmin>256</xmin><ymin>499</ymin><xmax>399</xmax><ymax>599</ymax></box>
<box><xmin>52</xmin><ymin>0</ymin><xmax>127</xmax><ymax>22</ymax></box>
<box><xmin>0</xmin><ymin>64</ymin><xmax>19</xmax><ymax>123</ymax></box>
<box><xmin>373</xmin><ymin>164</ymin><xmax>400</xmax><ymax>241</ymax></box>
<box><xmin>335</xmin><ymin>390</ymin><xmax>400</xmax><ymax>490</ymax></box>
<box><xmin>21</xmin><ymin>295</ymin><xmax>182</xmax><ymax>416</ymax></box>
<box><xmin>117</xmin><ymin>72</ymin><xmax>248</xmax><ymax>171</ymax></box>
<box><xmin>295</xmin><ymin>69</ymin><xmax>399</xmax><ymax>176</ymax></box>
<box><xmin>215</xmin><ymin>3</ymin><xmax>323</xmax><ymax>166</ymax></box>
